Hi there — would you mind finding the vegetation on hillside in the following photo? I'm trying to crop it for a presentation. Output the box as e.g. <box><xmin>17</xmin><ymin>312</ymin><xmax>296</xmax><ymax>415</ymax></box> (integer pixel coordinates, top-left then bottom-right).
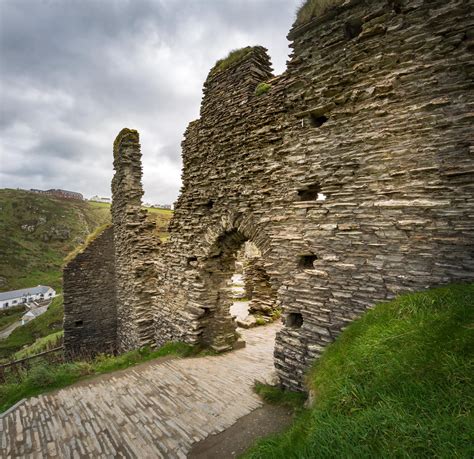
<box><xmin>0</xmin><ymin>295</ymin><xmax>64</xmax><ymax>360</ymax></box>
<box><xmin>0</xmin><ymin>189</ymin><xmax>110</xmax><ymax>292</ymax></box>
<box><xmin>0</xmin><ymin>190</ymin><xmax>173</xmax><ymax>293</ymax></box>
<box><xmin>295</xmin><ymin>0</ymin><xmax>343</xmax><ymax>26</ymax></box>
<box><xmin>244</xmin><ymin>283</ymin><xmax>474</xmax><ymax>458</ymax></box>
<box><xmin>210</xmin><ymin>46</ymin><xmax>255</xmax><ymax>76</ymax></box>
<box><xmin>0</xmin><ymin>305</ymin><xmax>27</xmax><ymax>332</ymax></box>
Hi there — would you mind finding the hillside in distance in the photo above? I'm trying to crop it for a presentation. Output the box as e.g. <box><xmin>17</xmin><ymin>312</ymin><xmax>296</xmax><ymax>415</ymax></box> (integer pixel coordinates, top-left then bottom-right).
<box><xmin>0</xmin><ymin>189</ymin><xmax>173</xmax><ymax>293</ymax></box>
<box><xmin>0</xmin><ymin>189</ymin><xmax>110</xmax><ymax>292</ymax></box>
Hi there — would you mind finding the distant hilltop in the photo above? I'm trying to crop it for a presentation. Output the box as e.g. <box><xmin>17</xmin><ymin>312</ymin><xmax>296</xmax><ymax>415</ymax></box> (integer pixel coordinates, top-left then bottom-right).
<box><xmin>30</xmin><ymin>188</ymin><xmax>83</xmax><ymax>201</ymax></box>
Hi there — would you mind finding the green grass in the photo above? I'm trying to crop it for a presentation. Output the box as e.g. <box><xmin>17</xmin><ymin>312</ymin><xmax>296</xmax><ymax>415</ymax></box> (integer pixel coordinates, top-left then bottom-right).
<box><xmin>0</xmin><ymin>296</ymin><xmax>64</xmax><ymax>360</ymax></box>
<box><xmin>243</xmin><ymin>283</ymin><xmax>474</xmax><ymax>458</ymax></box>
<box><xmin>295</xmin><ymin>0</ymin><xmax>343</xmax><ymax>26</ymax></box>
<box><xmin>0</xmin><ymin>189</ymin><xmax>111</xmax><ymax>292</ymax></box>
<box><xmin>254</xmin><ymin>382</ymin><xmax>307</xmax><ymax>409</ymax></box>
<box><xmin>64</xmin><ymin>223</ymin><xmax>111</xmax><ymax>264</ymax></box>
<box><xmin>0</xmin><ymin>305</ymin><xmax>26</xmax><ymax>332</ymax></box>
<box><xmin>0</xmin><ymin>341</ymin><xmax>198</xmax><ymax>412</ymax></box>
<box><xmin>14</xmin><ymin>330</ymin><xmax>63</xmax><ymax>360</ymax></box>
<box><xmin>211</xmin><ymin>46</ymin><xmax>255</xmax><ymax>75</ymax></box>
<box><xmin>255</xmin><ymin>82</ymin><xmax>272</xmax><ymax>96</ymax></box>
<box><xmin>0</xmin><ymin>190</ymin><xmax>173</xmax><ymax>294</ymax></box>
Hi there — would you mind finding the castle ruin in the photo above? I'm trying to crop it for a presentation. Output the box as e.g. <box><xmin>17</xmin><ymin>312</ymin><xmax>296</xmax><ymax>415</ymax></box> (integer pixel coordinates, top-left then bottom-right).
<box><xmin>64</xmin><ymin>0</ymin><xmax>474</xmax><ymax>390</ymax></box>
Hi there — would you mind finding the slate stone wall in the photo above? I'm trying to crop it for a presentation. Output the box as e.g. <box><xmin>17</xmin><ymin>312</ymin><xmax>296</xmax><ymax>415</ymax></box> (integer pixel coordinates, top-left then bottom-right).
<box><xmin>111</xmin><ymin>129</ymin><xmax>161</xmax><ymax>352</ymax></box>
<box><xmin>151</xmin><ymin>0</ymin><xmax>474</xmax><ymax>389</ymax></box>
<box><xmin>65</xmin><ymin>0</ymin><xmax>474</xmax><ymax>390</ymax></box>
<box><xmin>63</xmin><ymin>226</ymin><xmax>117</xmax><ymax>357</ymax></box>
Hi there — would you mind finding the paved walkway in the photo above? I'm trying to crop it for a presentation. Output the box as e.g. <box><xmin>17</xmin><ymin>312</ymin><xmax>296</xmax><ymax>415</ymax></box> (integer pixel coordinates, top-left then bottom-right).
<box><xmin>1</xmin><ymin>324</ymin><xmax>280</xmax><ymax>458</ymax></box>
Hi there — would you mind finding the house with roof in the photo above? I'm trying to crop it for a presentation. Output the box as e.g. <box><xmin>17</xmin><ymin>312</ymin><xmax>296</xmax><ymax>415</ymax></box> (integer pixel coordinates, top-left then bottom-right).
<box><xmin>0</xmin><ymin>285</ymin><xmax>56</xmax><ymax>309</ymax></box>
<box><xmin>21</xmin><ymin>305</ymin><xmax>49</xmax><ymax>325</ymax></box>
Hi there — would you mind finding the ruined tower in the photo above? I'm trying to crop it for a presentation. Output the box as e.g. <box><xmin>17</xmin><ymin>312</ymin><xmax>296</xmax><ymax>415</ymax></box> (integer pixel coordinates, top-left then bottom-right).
<box><xmin>64</xmin><ymin>0</ymin><xmax>474</xmax><ymax>389</ymax></box>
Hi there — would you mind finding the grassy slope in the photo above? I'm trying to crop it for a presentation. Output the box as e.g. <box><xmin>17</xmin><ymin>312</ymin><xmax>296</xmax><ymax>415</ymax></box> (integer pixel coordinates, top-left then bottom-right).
<box><xmin>0</xmin><ymin>191</ymin><xmax>173</xmax><ymax>293</ymax></box>
<box><xmin>0</xmin><ymin>189</ymin><xmax>110</xmax><ymax>292</ymax></box>
<box><xmin>244</xmin><ymin>284</ymin><xmax>474</xmax><ymax>458</ymax></box>
<box><xmin>0</xmin><ymin>295</ymin><xmax>64</xmax><ymax>360</ymax></box>
<box><xmin>0</xmin><ymin>305</ymin><xmax>27</xmax><ymax>332</ymax></box>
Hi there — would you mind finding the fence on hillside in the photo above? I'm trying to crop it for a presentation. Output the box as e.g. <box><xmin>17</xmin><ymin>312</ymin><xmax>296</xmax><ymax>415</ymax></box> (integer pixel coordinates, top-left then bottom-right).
<box><xmin>0</xmin><ymin>346</ymin><xmax>65</xmax><ymax>383</ymax></box>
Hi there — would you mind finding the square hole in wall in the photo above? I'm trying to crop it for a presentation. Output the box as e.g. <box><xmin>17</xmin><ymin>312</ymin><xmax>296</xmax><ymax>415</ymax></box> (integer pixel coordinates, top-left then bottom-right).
<box><xmin>74</xmin><ymin>320</ymin><xmax>83</xmax><ymax>327</ymax></box>
<box><xmin>286</xmin><ymin>312</ymin><xmax>303</xmax><ymax>328</ymax></box>
<box><xmin>299</xmin><ymin>254</ymin><xmax>318</xmax><ymax>269</ymax></box>
<box><xmin>298</xmin><ymin>183</ymin><xmax>320</xmax><ymax>201</ymax></box>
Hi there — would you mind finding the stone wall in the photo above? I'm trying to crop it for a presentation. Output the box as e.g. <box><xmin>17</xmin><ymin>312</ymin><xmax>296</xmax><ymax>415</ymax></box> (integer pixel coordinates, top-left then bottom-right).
<box><xmin>111</xmin><ymin>129</ymin><xmax>161</xmax><ymax>352</ymax></box>
<box><xmin>64</xmin><ymin>0</ymin><xmax>474</xmax><ymax>390</ymax></box>
<box><xmin>63</xmin><ymin>226</ymin><xmax>117</xmax><ymax>356</ymax></box>
<box><xmin>150</xmin><ymin>0</ymin><xmax>474</xmax><ymax>390</ymax></box>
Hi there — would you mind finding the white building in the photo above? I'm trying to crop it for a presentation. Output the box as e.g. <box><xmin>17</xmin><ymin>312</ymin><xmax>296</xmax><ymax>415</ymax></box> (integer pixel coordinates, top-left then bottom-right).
<box><xmin>89</xmin><ymin>195</ymin><xmax>111</xmax><ymax>203</ymax></box>
<box><xmin>21</xmin><ymin>305</ymin><xmax>49</xmax><ymax>325</ymax></box>
<box><xmin>0</xmin><ymin>285</ymin><xmax>56</xmax><ymax>309</ymax></box>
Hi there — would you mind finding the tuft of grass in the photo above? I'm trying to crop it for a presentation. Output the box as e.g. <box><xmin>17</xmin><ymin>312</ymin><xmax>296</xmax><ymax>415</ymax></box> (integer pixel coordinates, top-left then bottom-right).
<box><xmin>243</xmin><ymin>283</ymin><xmax>474</xmax><ymax>458</ymax></box>
<box><xmin>210</xmin><ymin>46</ymin><xmax>255</xmax><ymax>76</ymax></box>
<box><xmin>0</xmin><ymin>340</ymin><xmax>198</xmax><ymax>412</ymax></box>
<box><xmin>0</xmin><ymin>295</ymin><xmax>64</xmax><ymax>360</ymax></box>
<box><xmin>255</xmin><ymin>315</ymin><xmax>267</xmax><ymax>326</ymax></box>
<box><xmin>255</xmin><ymin>82</ymin><xmax>272</xmax><ymax>96</ymax></box>
<box><xmin>295</xmin><ymin>0</ymin><xmax>344</xmax><ymax>26</ymax></box>
<box><xmin>254</xmin><ymin>382</ymin><xmax>307</xmax><ymax>409</ymax></box>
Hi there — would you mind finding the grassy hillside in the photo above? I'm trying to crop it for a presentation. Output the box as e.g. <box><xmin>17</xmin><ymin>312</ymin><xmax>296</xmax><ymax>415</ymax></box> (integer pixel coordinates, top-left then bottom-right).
<box><xmin>0</xmin><ymin>190</ymin><xmax>173</xmax><ymax>293</ymax></box>
<box><xmin>244</xmin><ymin>283</ymin><xmax>474</xmax><ymax>458</ymax></box>
<box><xmin>0</xmin><ymin>295</ymin><xmax>64</xmax><ymax>360</ymax></box>
<box><xmin>0</xmin><ymin>189</ymin><xmax>110</xmax><ymax>292</ymax></box>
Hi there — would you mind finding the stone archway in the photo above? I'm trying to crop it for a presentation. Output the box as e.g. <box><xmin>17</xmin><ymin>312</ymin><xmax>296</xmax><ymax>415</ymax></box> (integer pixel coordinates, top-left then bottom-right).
<box><xmin>194</xmin><ymin>214</ymin><xmax>278</xmax><ymax>352</ymax></box>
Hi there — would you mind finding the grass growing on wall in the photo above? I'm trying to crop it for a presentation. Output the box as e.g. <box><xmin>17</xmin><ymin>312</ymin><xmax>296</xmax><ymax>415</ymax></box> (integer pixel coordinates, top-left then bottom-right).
<box><xmin>295</xmin><ymin>0</ymin><xmax>344</xmax><ymax>26</ymax></box>
<box><xmin>0</xmin><ymin>341</ymin><xmax>199</xmax><ymax>413</ymax></box>
<box><xmin>0</xmin><ymin>296</ymin><xmax>64</xmax><ymax>360</ymax></box>
<box><xmin>210</xmin><ymin>46</ymin><xmax>255</xmax><ymax>75</ymax></box>
<box><xmin>244</xmin><ymin>283</ymin><xmax>474</xmax><ymax>458</ymax></box>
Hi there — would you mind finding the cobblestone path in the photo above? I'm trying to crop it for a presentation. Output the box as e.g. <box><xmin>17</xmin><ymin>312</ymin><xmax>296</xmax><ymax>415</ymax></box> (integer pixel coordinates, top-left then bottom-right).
<box><xmin>1</xmin><ymin>324</ymin><xmax>280</xmax><ymax>458</ymax></box>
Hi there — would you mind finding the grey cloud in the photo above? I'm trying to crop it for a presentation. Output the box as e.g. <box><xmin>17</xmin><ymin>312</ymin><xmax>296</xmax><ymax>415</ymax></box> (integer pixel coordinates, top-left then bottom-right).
<box><xmin>0</xmin><ymin>0</ymin><xmax>301</xmax><ymax>204</ymax></box>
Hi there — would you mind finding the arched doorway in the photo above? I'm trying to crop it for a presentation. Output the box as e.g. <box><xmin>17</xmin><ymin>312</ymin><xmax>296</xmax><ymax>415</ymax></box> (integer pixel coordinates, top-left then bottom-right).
<box><xmin>195</xmin><ymin>226</ymin><xmax>279</xmax><ymax>352</ymax></box>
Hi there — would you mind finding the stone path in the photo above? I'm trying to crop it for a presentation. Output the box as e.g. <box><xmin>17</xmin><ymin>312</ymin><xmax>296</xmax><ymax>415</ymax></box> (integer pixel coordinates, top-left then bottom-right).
<box><xmin>1</xmin><ymin>324</ymin><xmax>280</xmax><ymax>458</ymax></box>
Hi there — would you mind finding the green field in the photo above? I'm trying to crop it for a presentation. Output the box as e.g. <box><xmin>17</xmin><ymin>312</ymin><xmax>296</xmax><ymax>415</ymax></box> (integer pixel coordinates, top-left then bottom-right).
<box><xmin>244</xmin><ymin>283</ymin><xmax>474</xmax><ymax>458</ymax></box>
<box><xmin>0</xmin><ymin>295</ymin><xmax>64</xmax><ymax>360</ymax></box>
<box><xmin>0</xmin><ymin>189</ymin><xmax>111</xmax><ymax>292</ymax></box>
<box><xmin>0</xmin><ymin>189</ymin><xmax>173</xmax><ymax>293</ymax></box>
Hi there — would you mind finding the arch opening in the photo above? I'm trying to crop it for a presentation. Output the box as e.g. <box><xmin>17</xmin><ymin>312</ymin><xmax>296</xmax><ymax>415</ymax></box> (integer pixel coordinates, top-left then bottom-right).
<box><xmin>197</xmin><ymin>229</ymin><xmax>280</xmax><ymax>351</ymax></box>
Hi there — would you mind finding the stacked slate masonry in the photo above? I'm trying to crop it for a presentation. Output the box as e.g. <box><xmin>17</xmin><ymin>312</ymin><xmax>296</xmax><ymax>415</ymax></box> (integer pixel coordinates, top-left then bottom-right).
<box><xmin>64</xmin><ymin>0</ymin><xmax>474</xmax><ymax>390</ymax></box>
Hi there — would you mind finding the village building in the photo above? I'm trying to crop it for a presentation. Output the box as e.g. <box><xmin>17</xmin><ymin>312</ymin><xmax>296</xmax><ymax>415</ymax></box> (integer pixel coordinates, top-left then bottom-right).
<box><xmin>89</xmin><ymin>195</ymin><xmax>111</xmax><ymax>203</ymax></box>
<box><xmin>30</xmin><ymin>189</ymin><xmax>84</xmax><ymax>200</ymax></box>
<box><xmin>0</xmin><ymin>285</ymin><xmax>56</xmax><ymax>309</ymax></box>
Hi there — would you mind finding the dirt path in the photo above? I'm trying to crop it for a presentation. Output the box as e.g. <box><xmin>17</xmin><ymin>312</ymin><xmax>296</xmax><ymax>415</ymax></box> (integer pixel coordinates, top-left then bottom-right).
<box><xmin>2</xmin><ymin>323</ymin><xmax>281</xmax><ymax>458</ymax></box>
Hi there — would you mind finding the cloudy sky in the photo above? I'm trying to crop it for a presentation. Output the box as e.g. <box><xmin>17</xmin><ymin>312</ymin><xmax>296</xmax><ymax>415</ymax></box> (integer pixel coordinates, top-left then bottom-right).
<box><xmin>0</xmin><ymin>0</ymin><xmax>301</xmax><ymax>204</ymax></box>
